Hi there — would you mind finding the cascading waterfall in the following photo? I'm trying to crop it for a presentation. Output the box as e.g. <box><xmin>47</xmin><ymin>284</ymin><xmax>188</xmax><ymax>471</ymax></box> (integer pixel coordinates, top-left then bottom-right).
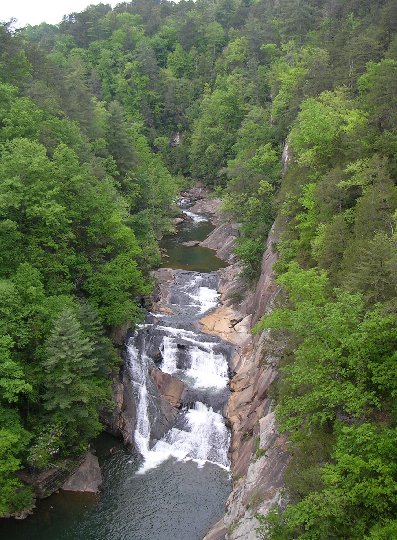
<box><xmin>160</xmin><ymin>336</ymin><xmax>178</xmax><ymax>374</ymax></box>
<box><xmin>186</xmin><ymin>345</ymin><xmax>228</xmax><ymax>389</ymax></box>
<box><xmin>128</xmin><ymin>343</ymin><xmax>151</xmax><ymax>455</ymax></box>
<box><xmin>127</xmin><ymin>264</ymin><xmax>232</xmax><ymax>476</ymax></box>
<box><xmin>137</xmin><ymin>402</ymin><xmax>230</xmax><ymax>474</ymax></box>
<box><xmin>182</xmin><ymin>209</ymin><xmax>208</xmax><ymax>222</ymax></box>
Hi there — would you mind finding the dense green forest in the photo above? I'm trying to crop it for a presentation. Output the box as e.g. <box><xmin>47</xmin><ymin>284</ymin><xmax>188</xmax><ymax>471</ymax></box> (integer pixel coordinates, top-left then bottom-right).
<box><xmin>1</xmin><ymin>0</ymin><xmax>396</xmax><ymax>536</ymax></box>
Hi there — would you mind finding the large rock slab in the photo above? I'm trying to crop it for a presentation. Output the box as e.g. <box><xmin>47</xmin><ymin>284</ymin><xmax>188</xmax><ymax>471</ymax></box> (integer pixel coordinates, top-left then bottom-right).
<box><xmin>190</xmin><ymin>197</ymin><xmax>221</xmax><ymax>219</ymax></box>
<box><xmin>199</xmin><ymin>306</ymin><xmax>251</xmax><ymax>347</ymax></box>
<box><xmin>150</xmin><ymin>367</ymin><xmax>186</xmax><ymax>408</ymax></box>
<box><xmin>62</xmin><ymin>452</ymin><xmax>102</xmax><ymax>493</ymax></box>
<box><xmin>200</xmin><ymin>222</ymin><xmax>239</xmax><ymax>263</ymax></box>
<box><xmin>152</xmin><ymin>268</ymin><xmax>175</xmax><ymax>314</ymax></box>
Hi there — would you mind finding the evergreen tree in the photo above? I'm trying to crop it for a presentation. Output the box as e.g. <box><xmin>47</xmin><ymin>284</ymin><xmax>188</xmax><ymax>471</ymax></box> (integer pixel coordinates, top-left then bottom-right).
<box><xmin>42</xmin><ymin>308</ymin><xmax>104</xmax><ymax>447</ymax></box>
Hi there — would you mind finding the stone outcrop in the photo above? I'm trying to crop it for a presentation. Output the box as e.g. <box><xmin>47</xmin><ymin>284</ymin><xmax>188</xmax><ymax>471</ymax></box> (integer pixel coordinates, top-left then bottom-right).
<box><xmin>150</xmin><ymin>367</ymin><xmax>186</xmax><ymax>408</ymax></box>
<box><xmin>151</xmin><ymin>267</ymin><xmax>175</xmax><ymax>314</ymax></box>
<box><xmin>199</xmin><ymin>306</ymin><xmax>251</xmax><ymax>347</ymax></box>
<box><xmin>62</xmin><ymin>452</ymin><xmax>102</xmax><ymax>493</ymax></box>
<box><xmin>101</xmin><ymin>363</ymin><xmax>137</xmax><ymax>445</ymax></box>
<box><xmin>17</xmin><ymin>453</ymin><xmax>87</xmax><ymax>512</ymax></box>
<box><xmin>200</xmin><ymin>222</ymin><xmax>240</xmax><ymax>263</ymax></box>
<box><xmin>190</xmin><ymin>197</ymin><xmax>222</xmax><ymax>219</ymax></box>
<box><xmin>199</xmin><ymin>205</ymin><xmax>289</xmax><ymax>540</ymax></box>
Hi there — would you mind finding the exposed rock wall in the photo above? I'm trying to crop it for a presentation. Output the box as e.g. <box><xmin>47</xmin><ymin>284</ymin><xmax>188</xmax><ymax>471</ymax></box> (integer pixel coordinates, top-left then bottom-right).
<box><xmin>101</xmin><ymin>361</ymin><xmax>137</xmax><ymax>445</ymax></box>
<box><xmin>201</xmin><ymin>214</ymin><xmax>290</xmax><ymax>540</ymax></box>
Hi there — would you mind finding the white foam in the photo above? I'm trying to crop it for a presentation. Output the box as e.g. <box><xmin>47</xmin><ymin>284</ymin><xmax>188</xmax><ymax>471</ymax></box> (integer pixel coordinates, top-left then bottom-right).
<box><xmin>186</xmin><ymin>345</ymin><xmax>228</xmax><ymax>389</ymax></box>
<box><xmin>137</xmin><ymin>402</ymin><xmax>230</xmax><ymax>474</ymax></box>
<box><xmin>161</xmin><ymin>336</ymin><xmax>178</xmax><ymax>374</ymax></box>
<box><xmin>189</xmin><ymin>286</ymin><xmax>219</xmax><ymax>313</ymax></box>
<box><xmin>183</xmin><ymin>210</ymin><xmax>208</xmax><ymax>222</ymax></box>
<box><xmin>128</xmin><ymin>343</ymin><xmax>151</xmax><ymax>455</ymax></box>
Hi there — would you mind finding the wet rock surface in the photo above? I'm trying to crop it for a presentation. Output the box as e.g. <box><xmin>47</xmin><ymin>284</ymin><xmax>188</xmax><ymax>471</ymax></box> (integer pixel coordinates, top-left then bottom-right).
<box><xmin>149</xmin><ymin>366</ymin><xmax>186</xmax><ymax>408</ymax></box>
<box><xmin>190</xmin><ymin>197</ymin><xmax>222</xmax><ymax>220</ymax></box>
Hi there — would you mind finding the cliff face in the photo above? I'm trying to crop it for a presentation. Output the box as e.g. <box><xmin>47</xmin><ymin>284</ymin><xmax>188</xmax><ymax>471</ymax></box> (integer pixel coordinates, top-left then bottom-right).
<box><xmin>201</xmin><ymin>218</ymin><xmax>290</xmax><ymax>540</ymax></box>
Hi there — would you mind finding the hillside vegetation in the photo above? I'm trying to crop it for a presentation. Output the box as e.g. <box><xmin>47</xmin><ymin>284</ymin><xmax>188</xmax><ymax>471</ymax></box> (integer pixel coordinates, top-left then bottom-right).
<box><xmin>0</xmin><ymin>0</ymin><xmax>396</xmax><ymax>535</ymax></box>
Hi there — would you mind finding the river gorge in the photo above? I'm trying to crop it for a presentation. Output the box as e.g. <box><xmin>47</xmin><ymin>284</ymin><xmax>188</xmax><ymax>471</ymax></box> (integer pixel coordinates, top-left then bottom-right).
<box><xmin>0</xmin><ymin>193</ymin><xmax>236</xmax><ymax>540</ymax></box>
<box><xmin>1</xmin><ymin>190</ymin><xmax>289</xmax><ymax>540</ymax></box>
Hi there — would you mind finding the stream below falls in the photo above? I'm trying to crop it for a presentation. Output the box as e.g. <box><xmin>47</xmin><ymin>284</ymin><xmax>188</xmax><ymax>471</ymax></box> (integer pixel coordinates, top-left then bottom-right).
<box><xmin>0</xmin><ymin>202</ymin><xmax>232</xmax><ymax>540</ymax></box>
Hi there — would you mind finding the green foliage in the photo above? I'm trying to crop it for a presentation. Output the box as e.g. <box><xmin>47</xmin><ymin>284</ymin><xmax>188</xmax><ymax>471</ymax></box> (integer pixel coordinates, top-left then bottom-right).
<box><xmin>290</xmin><ymin>88</ymin><xmax>367</xmax><ymax>171</ymax></box>
<box><xmin>0</xmin><ymin>0</ymin><xmax>396</xmax><ymax>526</ymax></box>
<box><xmin>42</xmin><ymin>308</ymin><xmax>107</xmax><ymax>450</ymax></box>
<box><xmin>255</xmin><ymin>265</ymin><xmax>397</xmax><ymax>434</ymax></box>
<box><xmin>0</xmin><ymin>409</ymin><xmax>33</xmax><ymax>517</ymax></box>
<box><xmin>190</xmin><ymin>82</ymin><xmax>245</xmax><ymax>185</ymax></box>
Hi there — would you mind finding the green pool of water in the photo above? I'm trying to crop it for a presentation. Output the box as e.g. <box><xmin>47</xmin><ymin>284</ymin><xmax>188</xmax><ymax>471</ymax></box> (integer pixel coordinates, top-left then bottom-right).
<box><xmin>160</xmin><ymin>217</ymin><xmax>227</xmax><ymax>272</ymax></box>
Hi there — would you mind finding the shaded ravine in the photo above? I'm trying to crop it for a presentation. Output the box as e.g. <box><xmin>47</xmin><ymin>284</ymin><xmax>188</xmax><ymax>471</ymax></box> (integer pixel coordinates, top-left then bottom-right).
<box><xmin>0</xmin><ymin>199</ymin><xmax>233</xmax><ymax>540</ymax></box>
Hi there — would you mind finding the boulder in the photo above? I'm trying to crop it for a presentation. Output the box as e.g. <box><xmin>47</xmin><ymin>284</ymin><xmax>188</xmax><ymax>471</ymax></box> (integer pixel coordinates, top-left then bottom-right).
<box><xmin>190</xmin><ymin>197</ymin><xmax>221</xmax><ymax>218</ymax></box>
<box><xmin>182</xmin><ymin>240</ymin><xmax>200</xmax><ymax>247</ymax></box>
<box><xmin>149</xmin><ymin>367</ymin><xmax>186</xmax><ymax>408</ymax></box>
<box><xmin>62</xmin><ymin>452</ymin><xmax>102</xmax><ymax>493</ymax></box>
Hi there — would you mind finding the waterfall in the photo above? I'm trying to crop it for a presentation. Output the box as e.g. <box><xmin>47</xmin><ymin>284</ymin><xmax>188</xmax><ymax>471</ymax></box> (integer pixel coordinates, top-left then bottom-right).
<box><xmin>184</xmin><ymin>275</ymin><xmax>220</xmax><ymax>313</ymax></box>
<box><xmin>161</xmin><ymin>336</ymin><xmax>178</xmax><ymax>374</ymax></box>
<box><xmin>128</xmin><ymin>342</ymin><xmax>151</xmax><ymax>455</ymax></box>
<box><xmin>186</xmin><ymin>345</ymin><xmax>228</xmax><ymax>389</ymax></box>
<box><xmin>282</xmin><ymin>141</ymin><xmax>290</xmax><ymax>172</ymax></box>
<box><xmin>137</xmin><ymin>402</ymin><xmax>230</xmax><ymax>475</ymax></box>
<box><xmin>127</xmin><ymin>269</ymin><xmax>231</xmax><ymax>476</ymax></box>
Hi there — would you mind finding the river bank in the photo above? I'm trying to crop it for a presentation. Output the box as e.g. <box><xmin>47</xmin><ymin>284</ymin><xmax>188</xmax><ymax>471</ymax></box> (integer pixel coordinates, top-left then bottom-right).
<box><xmin>185</xmin><ymin>197</ymin><xmax>290</xmax><ymax>540</ymax></box>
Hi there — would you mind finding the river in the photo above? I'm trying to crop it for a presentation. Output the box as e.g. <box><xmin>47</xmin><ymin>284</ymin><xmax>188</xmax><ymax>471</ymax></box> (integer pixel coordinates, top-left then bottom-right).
<box><xmin>0</xmin><ymin>199</ymin><xmax>232</xmax><ymax>540</ymax></box>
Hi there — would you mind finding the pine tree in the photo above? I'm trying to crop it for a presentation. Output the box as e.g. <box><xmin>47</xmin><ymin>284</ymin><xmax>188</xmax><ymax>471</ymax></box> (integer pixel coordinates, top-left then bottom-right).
<box><xmin>42</xmin><ymin>308</ymin><xmax>103</xmax><ymax>447</ymax></box>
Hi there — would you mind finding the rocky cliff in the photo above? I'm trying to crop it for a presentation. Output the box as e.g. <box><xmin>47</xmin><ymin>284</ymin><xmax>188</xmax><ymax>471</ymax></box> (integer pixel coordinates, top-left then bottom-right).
<box><xmin>201</xmin><ymin>213</ymin><xmax>290</xmax><ymax>540</ymax></box>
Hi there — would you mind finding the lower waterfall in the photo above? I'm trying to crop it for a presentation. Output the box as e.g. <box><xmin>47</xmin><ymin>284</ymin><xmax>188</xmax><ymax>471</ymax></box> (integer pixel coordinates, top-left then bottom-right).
<box><xmin>128</xmin><ymin>271</ymin><xmax>231</xmax><ymax>475</ymax></box>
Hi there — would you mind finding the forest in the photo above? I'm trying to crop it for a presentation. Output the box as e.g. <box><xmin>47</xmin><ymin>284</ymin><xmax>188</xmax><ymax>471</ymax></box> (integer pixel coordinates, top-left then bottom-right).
<box><xmin>0</xmin><ymin>0</ymin><xmax>396</xmax><ymax>537</ymax></box>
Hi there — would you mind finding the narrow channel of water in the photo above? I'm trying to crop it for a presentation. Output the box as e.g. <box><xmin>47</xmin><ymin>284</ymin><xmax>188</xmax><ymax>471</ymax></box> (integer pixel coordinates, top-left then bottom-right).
<box><xmin>0</xmin><ymin>201</ymin><xmax>231</xmax><ymax>540</ymax></box>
